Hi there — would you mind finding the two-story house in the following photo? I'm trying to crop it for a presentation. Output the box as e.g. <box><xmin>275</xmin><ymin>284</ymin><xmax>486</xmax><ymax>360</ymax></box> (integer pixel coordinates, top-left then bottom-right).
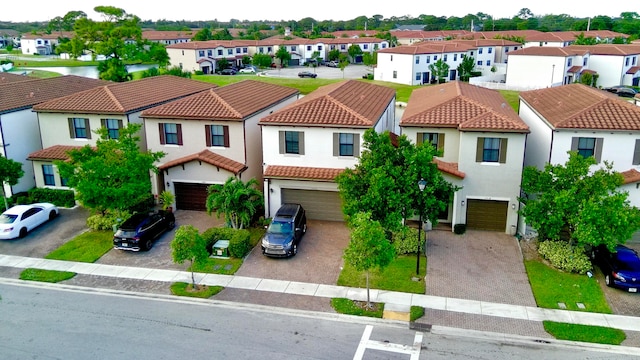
<box><xmin>400</xmin><ymin>81</ymin><xmax>529</xmax><ymax>234</ymax></box>
<box><xmin>28</xmin><ymin>76</ymin><xmax>215</xmax><ymax>189</ymax></box>
<box><xmin>523</xmin><ymin>30</ymin><xmax>629</xmax><ymax>48</ymax></box>
<box><xmin>167</xmin><ymin>40</ymin><xmax>258</xmax><ymax>74</ymax></box>
<box><xmin>569</xmin><ymin>44</ymin><xmax>640</xmax><ymax>87</ymax></box>
<box><xmin>141</xmin><ymin>30</ymin><xmax>194</xmax><ymax>45</ymax></box>
<box><xmin>505</xmin><ymin>47</ymin><xmax>592</xmax><ymax>90</ymax></box>
<box><xmin>20</xmin><ymin>32</ymin><xmax>73</xmax><ymax>55</ymax></box>
<box><xmin>0</xmin><ymin>75</ymin><xmax>108</xmax><ymax>198</ymax></box>
<box><xmin>259</xmin><ymin>80</ymin><xmax>397</xmax><ymax>221</ymax></box>
<box><xmin>519</xmin><ymin>83</ymin><xmax>640</xmax><ymax>207</ymax></box>
<box><xmin>140</xmin><ymin>80</ymin><xmax>299</xmax><ymax>211</ymax></box>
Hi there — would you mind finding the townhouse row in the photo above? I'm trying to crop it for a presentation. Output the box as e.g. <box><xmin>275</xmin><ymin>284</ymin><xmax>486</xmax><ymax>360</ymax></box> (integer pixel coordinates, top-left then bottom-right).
<box><xmin>3</xmin><ymin>74</ymin><xmax>640</xmax><ymax>235</ymax></box>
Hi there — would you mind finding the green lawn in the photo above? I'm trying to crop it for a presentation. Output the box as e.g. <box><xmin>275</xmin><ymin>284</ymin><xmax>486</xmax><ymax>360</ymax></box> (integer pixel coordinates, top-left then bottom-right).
<box><xmin>525</xmin><ymin>260</ymin><xmax>611</xmax><ymax>313</ymax></box>
<box><xmin>44</xmin><ymin>230</ymin><xmax>114</xmax><ymax>263</ymax></box>
<box><xmin>19</xmin><ymin>268</ymin><xmax>76</xmax><ymax>283</ymax></box>
<box><xmin>330</xmin><ymin>298</ymin><xmax>384</xmax><ymax>318</ymax></box>
<box><xmin>337</xmin><ymin>254</ymin><xmax>426</xmax><ymax>294</ymax></box>
<box><xmin>543</xmin><ymin>321</ymin><xmax>626</xmax><ymax>345</ymax></box>
<box><xmin>170</xmin><ymin>282</ymin><xmax>223</xmax><ymax>298</ymax></box>
<box><xmin>498</xmin><ymin>90</ymin><xmax>520</xmax><ymax>112</ymax></box>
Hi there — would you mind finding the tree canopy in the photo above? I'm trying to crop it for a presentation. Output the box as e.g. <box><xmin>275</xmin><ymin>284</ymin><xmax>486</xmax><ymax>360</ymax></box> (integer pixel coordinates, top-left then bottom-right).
<box><xmin>171</xmin><ymin>225</ymin><xmax>208</xmax><ymax>288</ymax></box>
<box><xmin>456</xmin><ymin>54</ymin><xmax>476</xmax><ymax>82</ymax></box>
<box><xmin>520</xmin><ymin>151</ymin><xmax>640</xmax><ymax>251</ymax></box>
<box><xmin>429</xmin><ymin>59</ymin><xmax>450</xmax><ymax>83</ymax></box>
<box><xmin>56</xmin><ymin>123</ymin><xmax>165</xmax><ymax>214</ymax></box>
<box><xmin>337</xmin><ymin>129</ymin><xmax>458</xmax><ymax>234</ymax></box>
<box><xmin>275</xmin><ymin>46</ymin><xmax>291</xmax><ymax>67</ymax></box>
<box><xmin>205</xmin><ymin>177</ymin><xmax>263</xmax><ymax>229</ymax></box>
<box><xmin>0</xmin><ymin>155</ymin><xmax>24</xmax><ymax>210</ymax></box>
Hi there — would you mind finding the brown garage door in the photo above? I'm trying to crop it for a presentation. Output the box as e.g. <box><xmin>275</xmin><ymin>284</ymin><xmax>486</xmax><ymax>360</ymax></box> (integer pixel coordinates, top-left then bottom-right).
<box><xmin>281</xmin><ymin>189</ymin><xmax>344</xmax><ymax>221</ymax></box>
<box><xmin>466</xmin><ymin>199</ymin><xmax>508</xmax><ymax>231</ymax></box>
<box><xmin>175</xmin><ymin>183</ymin><xmax>210</xmax><ymax>211</ymax></box>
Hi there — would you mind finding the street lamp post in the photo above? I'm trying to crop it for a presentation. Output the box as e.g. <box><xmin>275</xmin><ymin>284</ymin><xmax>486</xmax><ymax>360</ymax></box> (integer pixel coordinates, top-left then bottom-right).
<box><xmin>416</xmin><ymin>178</ymin><xmax>427</xmax><ymax>275</ymax></box>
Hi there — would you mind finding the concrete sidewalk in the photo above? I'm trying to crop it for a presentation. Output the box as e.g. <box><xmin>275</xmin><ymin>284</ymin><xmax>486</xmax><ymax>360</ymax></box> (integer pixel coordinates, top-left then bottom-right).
<box><xmin>2</xmin><ymin>254</ymin><xmax>640</xmax><ymax>333</ymax></box>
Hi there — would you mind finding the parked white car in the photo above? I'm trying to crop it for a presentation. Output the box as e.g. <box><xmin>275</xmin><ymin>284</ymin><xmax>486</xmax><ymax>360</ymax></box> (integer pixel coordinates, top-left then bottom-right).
<box><xmin>0</xmin><ymin>203</ymin><xmax>59</xmax><ymax>239</ymax></box>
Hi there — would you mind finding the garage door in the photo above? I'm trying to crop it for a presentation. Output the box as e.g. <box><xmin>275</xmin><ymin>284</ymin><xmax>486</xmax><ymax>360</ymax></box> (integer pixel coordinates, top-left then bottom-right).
<box><xmin>175</xmin><ymin>183</ymin><xmax>210</xmax><ymax>211</ymax></box>
<box><xmin>281</xmin><ymin>189</ymin><xmax>343</xmax><ymax>221</ymax></box>
<box><xmin>466</xmin><ymin>199</ymin><xmax>508</xmax><ymax>231</ymax></box>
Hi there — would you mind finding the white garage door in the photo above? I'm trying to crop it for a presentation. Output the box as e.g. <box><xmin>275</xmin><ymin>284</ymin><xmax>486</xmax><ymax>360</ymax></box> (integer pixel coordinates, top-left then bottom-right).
<box><xmin>281</xmin><ymin>189</ymin><xmax>344</xmax><ymax>221</ymax></box>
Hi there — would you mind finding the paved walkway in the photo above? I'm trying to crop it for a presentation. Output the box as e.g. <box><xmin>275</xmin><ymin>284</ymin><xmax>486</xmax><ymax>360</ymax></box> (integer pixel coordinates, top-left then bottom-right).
<box><xmin>1</xmin><ymin>254</ymin><xmax>640</xmax><ymax>334</ymax></box>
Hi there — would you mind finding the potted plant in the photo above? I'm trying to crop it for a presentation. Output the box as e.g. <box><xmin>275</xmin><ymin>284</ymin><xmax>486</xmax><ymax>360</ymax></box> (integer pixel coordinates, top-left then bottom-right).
<box><xmin>159</xmin><ymin>190</ymin><xmax>175</xmax><ymax>212</ymax></box>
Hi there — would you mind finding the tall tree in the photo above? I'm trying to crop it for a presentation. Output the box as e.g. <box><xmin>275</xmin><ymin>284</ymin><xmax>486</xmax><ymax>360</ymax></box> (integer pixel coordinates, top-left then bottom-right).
<box><xmin>342</xmin><ymin>212</ymin><xmax>395</xmax><ymax>308</ymax></box>
<box><xmin>0</xmin><ymin>155</ymin><xmax>24</xmax><ymax>210</ymax></box>
<box><xmin>520</xmin><ymin>151</ymin><xmax>640</xmax><ymax>251</ymax></box>
<box><xmin>56</xmin><ymin>124</ymin><xmax>165</xmax><ymax>214</ymax></box>
<box><xmin>347</xmin><ymin>44</ymin><xmax>363</xmax><ymax>63</ymax></box>
<box><xmin>275</xmin><ymin>46</ymin><xmax>291</xmax><ymax>67</ymax></box>
<box><xmin>429</xmin><ymin>59</ymin><xmax>450</xmax><ymax>83</ymax></box>
<box><xmin>456</xmin><ymin>54</ymin><xmax>475</xmax><ymax>82</ymax></box>
<box><xmin>205</xmin><ymin>177</ymin><xmax>263</xmax><ymax>229</ymax></box>
<box><xmin>171</xmin><ymin>225</ymin><xmax>208</xmax><ymax>288</ymax></box>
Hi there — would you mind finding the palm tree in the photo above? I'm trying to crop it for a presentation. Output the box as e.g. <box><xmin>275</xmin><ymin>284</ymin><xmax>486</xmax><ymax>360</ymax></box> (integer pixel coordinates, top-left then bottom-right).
<box><xmin>205</xmin><ymin>177</ymin><xmax>263</xmax><ymax>229</ymax></box>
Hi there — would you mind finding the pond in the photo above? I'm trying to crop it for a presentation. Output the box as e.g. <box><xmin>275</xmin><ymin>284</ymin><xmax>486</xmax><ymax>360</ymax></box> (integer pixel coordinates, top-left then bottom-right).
<box><xmin>17</xmin><ymin>64</ymin><xmax>157</xmax><ymax>79</ymax></box>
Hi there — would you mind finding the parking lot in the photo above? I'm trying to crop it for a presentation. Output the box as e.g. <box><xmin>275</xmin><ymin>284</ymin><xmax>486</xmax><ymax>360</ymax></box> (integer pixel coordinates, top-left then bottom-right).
<box><xmin>257</xmin><ymin>63</ymin><xmax>372</xmax><ymax>80</ymax></box>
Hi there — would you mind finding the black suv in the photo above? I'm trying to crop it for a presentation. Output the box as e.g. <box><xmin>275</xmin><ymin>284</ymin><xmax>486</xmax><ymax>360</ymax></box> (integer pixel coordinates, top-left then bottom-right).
<box><xmin>113</xmin><ymin>210</ymin><xmax>176</xmax><ymax>252</ymax></box>
<box><xmin>261</xmin><ymin>204</ymin><xmax>307</xmax><ymax>257</ymax></box>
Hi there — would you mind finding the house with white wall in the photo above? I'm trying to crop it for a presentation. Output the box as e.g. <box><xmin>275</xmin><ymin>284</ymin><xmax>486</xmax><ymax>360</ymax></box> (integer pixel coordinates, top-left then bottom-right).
<box><xmin>20</xmin><ymin>32</ymin><xmax>73</xmax><ymax>55</ymax></box>
<box><xmin>167</xmin><ymin>40</ymin><xmax>258</xmax><ymax>74</ymax></box>
<box><xmin>259</xmin><ymin>80</ymin><xmax>397</xmax><ymax>221</ymax></box>
<box><xmin>519</xmin><ymin>83</ymin><xmax>640</xmax><ymax>207</ymax></box>
<box><xmin>142</xmin><ymin>30</ymin><xmax>194</xmax><ymax>45</ymax></box>
<box><xmin>28</xmin><ymin>76</ymin><xmax>215</xmax><ymax>189</ymax></box>
<box><xmin>400</xmin><ymin>81</ymin><xmax>529</xmax><ymax>234</ymax></box>
<box><xmin>140</xmin><ymin>80</ymin><xmax>299</xmax><ymax>211</ymax></box>
<box><xmin>505</xmin><ymin>47</ymin><xmax>591</xmax><ymax>90</ymax></box>
<box><xmin>523</xmin><ymin>30</ymin><xmax>629</xmax><ymax>48</ymax></box>
<box><xmin>568</xmin><ymin>44</ymin><xmax>640</xmax><ymax>87</ymax></box>
<box><xmin>0</xmin><ymin>75</ymin><xmax>107</xmax><ymax>198</ymax></box>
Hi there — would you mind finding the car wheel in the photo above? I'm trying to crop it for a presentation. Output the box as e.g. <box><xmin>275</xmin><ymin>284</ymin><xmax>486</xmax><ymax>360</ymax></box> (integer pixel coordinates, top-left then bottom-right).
<box><xmin>49</xmin><ymin>210</ymin><xmax>57</xmax><ymax>220</ymax></box>
<box><xmin>168</xmin><ymin>220</ymin><xmax>176</xmax><ymax>229</ymax></box>
<box><xmin>605</xmin><ymin>274</ymin><xmax>613</xmax><ymax>287</ymax></box>
<box><xmin>19</xmin><ymin>227</ymin><xmax>28</xmax><ymax>238</ymax></box>
<box><xmin>143</xmin><ymin>239</ymin><xmax>153</xmax><ymax>251</ymax></box>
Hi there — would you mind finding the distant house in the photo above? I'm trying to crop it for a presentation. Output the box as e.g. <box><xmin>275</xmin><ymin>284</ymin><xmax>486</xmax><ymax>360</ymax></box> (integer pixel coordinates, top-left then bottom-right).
<box><xmin>140</xmin><ymin>80</ymin><xmax>299</xmax><ymax>210</ymax></box>
<box><xmin>259</xmin><ymin>80</ymin><xmax>397</xmax><ymax>221</ymax></box>
<box><xmin>142</xmin><ymin>30</ymin><xmax>194</xmax><ymax>45</ymax></box>
<box><xmin>20</xmin><ymin>32</ymin><xmax>73</xmax><ymax>55</ymax></box>
<box><xmin>0</xmin><ymin>75</ymin><xmax>108</xmax><ymax>197</ymax></box>
<box><xmin>523</xmin><ymin>30</ymin><xmax>629</xmax><ymax>48</ymax></box>
<box><xmin>400</xmin><ymin>81</ymin><xmax>529</xmax><ymax>234</ymax></box>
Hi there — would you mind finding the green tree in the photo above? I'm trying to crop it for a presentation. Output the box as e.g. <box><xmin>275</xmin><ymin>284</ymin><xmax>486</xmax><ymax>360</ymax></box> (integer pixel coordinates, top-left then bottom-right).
<box><xmin>192</xmin><ymin>28</ymin><xmax>213</xmax><ymax>41</ymax></box>
<box><xmin>216</xmin><ymin>58</ymin><xmax>229</xmax><ymax>72</ymax></box>
<box><xmin>573</xmin><ymin>32</ymin><xmax>598</xmax><ymax>45</ymax></box>
<box><xmin>456</xmin><ymin>54</ymin><xmax>475</xmax><ymax>82</ymax></box>
<box><xmin>337</xmin><ymin>129</ymin><xmax>458</xmax><ymax>234</ymax></box>
<box><xmin>520</xmin><ymin>151</ymin><xmax>640</xmax><ymax>251</ymax></box>
<box><xmin>579</xmin><ymin>72</ymin><xmax>598</xmax><ymax>87</ymax></box>
<box><xmin>362</xmin><ymin>51</ymin><xmax>377</xmax><ymax>69</ymax></box>
<box><xmin>275</xmin><ymin>46</ymin><xmax>291</xmax><ymax>67</ymax></box>
<box><xmin>56</xmin><ymin>124</ymin><xmax>165</xmax><ymax>214</ymax></box>
<box><xmin>0</xmin><ymin>155</ymin><xmax>24</xmax><ymax>210</ymax></box>
<box><xmin>328</xmin><ymin>49</ymin><xmax>341</xmax><ymax>61</ymax></box>
<box><xmin>338</xmin><ymin>53</ymin><xmax>349</xmax><ymax>77</ymax></box>
<box><xmin>97</xmin><ymin>58</ymin><xmax>132</xmax><ymax>82</ymax></box>
<box><xmin>342</xmin><ymin>212</ymin><xmax>395</xmax><ymax>308</ymax></box>
<box><xmin>252</xmin><ymin>53</ymin><xmax>272</xmax><ymax>68</ymax></box>
<box><xmin>171</xmin><ymin>225</ymin><xmax>209</xmax><ymax>288</ymax></box>
<box><xmin>205</xmin><ymin>177</ymin><xmax>263</xmax><ymax>229</ymax></box>
<box><xmin>429</xmin><ymin>59</ymin><xmax>450</xmax><ymax>83</ymax></box>
<box><xmin>347</xmin><ymin>44</ymin><xmax>363</xmax><ymax>63</ymax></box>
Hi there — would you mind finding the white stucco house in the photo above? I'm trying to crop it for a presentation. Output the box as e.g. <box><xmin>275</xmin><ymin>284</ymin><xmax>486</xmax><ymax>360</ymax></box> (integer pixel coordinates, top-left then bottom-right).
<box><xmin>519</xmin><ymin>83</ymin><xmax>640</xmax><ymax>207</ymax></box>
<box><xmin>400</xmin><ymin>81</ymin><xmax>529</xmax><ymax>234</ymax></box>
<box><xmin>505</xmin><ymin>47</ymin><xmax>592</xmax><ymax>90</ymax></box>
<box><xmin>522</xmin><ymin>30</ymin><xmax>629</xmax><ymax>48</ymax></box>
<box><xmin>140</xmin><ymin>80</ymin><xmax>299</xmax><ymax>211</ymax></box>
<box><xmin>569</xmin><ymin>44</ymin><xmax>640</xmax><ymax>87</ymax></box>
<box><xmin>20</xmin><ymin>32</ymin><xmax>73</xmax><ymax>55</ymax></box>
<box><xmin>259</xmin><ymin>80</ymin><xmax>397</xmax><ymax>221</ymax></box>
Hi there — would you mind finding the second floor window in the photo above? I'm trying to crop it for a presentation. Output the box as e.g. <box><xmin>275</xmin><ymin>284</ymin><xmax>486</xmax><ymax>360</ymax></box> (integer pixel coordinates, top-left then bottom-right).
<box><xmin>418</xmin><ymin>132</ymin><xmax>444</xmax><ymax>155</ymax></box>
<box><xmin>69</xmin><ymin>118</ymin><xmax>90</xmax><ymax>139</ymax></box>
<box><xmin>334</xmin><ymin>133</ymin><xmax>359</xmax><ymax>157</ymax></box>
<box><xmin>476</xmin><ymin>137</ymin><xmax>507</xmax><ymax>163</ymax></box>
<box><xmin>198</xmin><ymin>50</ymin><xmax>205</xmax><ymax>57</ymax></box>
<box><xmin>205</xmin><ymin>125</ymin><xmax>229</xmax><ymax>147</ymax></box>
<box><xmin>279</xmin><ymin>131</ymin><xmax>304</xmax><ymax>155</ymax></box>
<box><xmin>571</xmin><ymin>137</ymin><xmax>602</xmax><ymax>162</ymax></box>
<box><xmin>42</xmin><ymin>165</ymin><xmax>55</xmax><ymax>186</ymax></box>
<box><xmin>393</xmin><ymin>70</ymin><xmax>397</xmax><ymax>79</ymax></box>
<box><xmin>101</xmin><ymin>119</ymin><xmax>122</xmax><ymax>139</ymax></box>
<box><xmin>217</xmin><ymin>49</ymin><xmax>223</xmax><ymax>56</ymax></box>
<box><xmin>159</xmin><ymin>123</ymin><xmax>182</xmax><ymax>145</ymax></box>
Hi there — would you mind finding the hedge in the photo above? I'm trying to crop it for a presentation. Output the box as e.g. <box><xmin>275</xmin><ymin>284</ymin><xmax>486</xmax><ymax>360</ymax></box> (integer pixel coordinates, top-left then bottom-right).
<box><xmin>202</xmin><ymin>227</ymin><xmax>251</xmax><ymax>258</ymax></box>
<box><xmin>538</xmin><ymin>240</ymin><xmax>592</xmax><ymax>274</ymax></box>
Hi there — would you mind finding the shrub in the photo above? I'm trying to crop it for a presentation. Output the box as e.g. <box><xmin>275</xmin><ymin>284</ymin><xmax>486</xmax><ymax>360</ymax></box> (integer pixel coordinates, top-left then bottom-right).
<box><xmin>392</xmin><ymin>226</ymin><xmax>421</xmax><ymax>255</ymax></box>
<box><xmin>454</xmin><ymin>223</ymin><xmax>466</xmax><ymax>235</ymax></box>
<box><xmin>25</xmin><ymin>188</ymin><xmax>76</xmax><ymax>208</ymax></box>
<box><xmin>87</xmin><ymin>209</ymin><xmax>132</xmax><ymax>231</ymax></box>
<box><xmin>202</xmin><ymin>227</ymin><xmax>236</xmax><ymax>253</ymax></box>
<box><xmin>537</xmin><ymin>240</ymin><xmax>592</xmax><ymax>274</ymax></box>
<box><xmin>201</xmin><ymin>227</ymin><xmax>251</xmax><ymax>258</ymax></box>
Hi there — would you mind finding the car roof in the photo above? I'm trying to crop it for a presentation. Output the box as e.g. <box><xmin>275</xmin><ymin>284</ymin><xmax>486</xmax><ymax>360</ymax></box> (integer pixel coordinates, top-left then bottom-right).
<box><xmin>119</xmin><ymin>213</ymin><xmax>152</xmax><ymax>229</ymax></box>
<box><xmin>2</xmin><ymin>203</ymin><xmax>49</xmax><ymax>215</ymax></box>
<box><xmin>274</xmin><ymin>203</ymin><xmax>302</xmax><ymax>219</ymax></box>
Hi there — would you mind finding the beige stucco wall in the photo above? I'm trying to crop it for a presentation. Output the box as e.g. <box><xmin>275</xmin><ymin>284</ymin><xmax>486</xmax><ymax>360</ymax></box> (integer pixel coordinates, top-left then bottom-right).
<box><xmin>167</xmin><ymin>48</ymin><xmax>200</xmax><ymax>72</ymax></box>
<box><xmin>38</xmin><ymin>112</ymin><xmax>130</xmax><ymax>148</ymax></box>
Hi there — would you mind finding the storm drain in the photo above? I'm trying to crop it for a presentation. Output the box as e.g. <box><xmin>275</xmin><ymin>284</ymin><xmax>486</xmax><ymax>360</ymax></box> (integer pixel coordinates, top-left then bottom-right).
<box><xmin>410</xmin><ymin>322</ymin><xmax>432</xmax><ymax>332</ymax></box>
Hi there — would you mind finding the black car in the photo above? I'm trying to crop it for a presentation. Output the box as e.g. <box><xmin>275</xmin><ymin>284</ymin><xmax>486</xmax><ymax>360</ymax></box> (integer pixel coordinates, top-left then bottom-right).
<box><xmin>616</xmin><ymin>87</ymin><xmax>637</xmax><ymax>98</ymax></box>
<box><xmin>591</xmin><ymin>244</ymin><xmax>640</xmax><ymax>292</ymax></box>
<box><xmin>298</xmin><ymin>71</ymin><xmax>317</xmax><ymax>78</ymax></box>
<box><xmin>113</xmin><ymin>210</ymin><xmax>176</xmax><ymax>252</ymax></box>
<box><xmin>219</xmin><ymin>68</ymin><xmax>237</xmax><ymax>75</ymax></box>
<box><xmin>261</xmin><ymin>203</ymin><xmax>307</xmax><ymax>257</ymax></box>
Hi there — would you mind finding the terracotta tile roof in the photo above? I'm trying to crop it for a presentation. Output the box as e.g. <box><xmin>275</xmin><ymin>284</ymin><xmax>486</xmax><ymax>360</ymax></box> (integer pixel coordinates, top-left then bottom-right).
<box><xmin>567</xmin><ymin>65</ymin><xmax>583</xmax><ymax>73</ymax></box>
<box><xmin>167</xmin><ymin>39</ymin><xmax>259</xmax><ymax>49</ymax></box>
<box><xmin>390</xmin><ymin>30</ymin><xmax>471</xmax><ymax>40</ymax></box>
<box><xmin>569</xmin><ymin>44</ymin><xmax>640</xmax><ymax>56</ymax></box>
<box><xmin>21</xmin><ymin>31</ymin><xmax>74</xmax><ymax>39</ymax></box>
<box><xmin>434</xmin><ymin>159</ymin><xmax>465</xmax><ymax>179</ymax></box>
<box><xmin>32</xmin><ymin>76</ymin><xmax>215</xmax><ymax>115</ymax></box>
<box><xmin>328</xmin><ymin>30</ymin><xmax>380</xmax><ymax>38</ymax></box>
<box><xmin>264</xmin><ymin>165</ymin><xmax>344</xmax><ymax>181</ymax></box>
<box><xmin>401</xmin><ymin>81</ymin><xmax>529</xmax><ymax>133</ymax></box>
<box><xmin>141</xmin><ymin>80</ymin><xmax>298</xmax><ymax>120</ymax></box>
<box><xmin>447</xmin><ymin>39</ymin><xmax>521</xmax><ymax>47</ymax></box>
<box><xmin>470</xmin><ymin>30</ymin><xmax>545</xmax><ymax>41</ymax></box>
<box><xmin>259</xmin><ymin>80</ymin><xmax>395</xmax><ymax>128</ymax></box>
<box><xmin>0</xmin><ymin>75</ymin><xmax>109</xmax><ymax>114</ymax></box>
<box><xmin>526</xmin><ymin>30</ymin><xmax>629</xmax><ymax>42</ymax></box>
<box><xmin>0</xmin><ymin>72</ymin><xmax>31</xmax><ymax>84</ymax></box>
<box><xmin>158</xmin><ymin>150</ymin><xmax>246</xmax><ymax>174</ymax></box>
<box><xmin>142</xmin><ymin>30</ymin><xmax>195</xmax><ymax>40</ymax></box>
<box><xmin>520</xmin><ymin>83</ymin><xmax>640</xmax><ymax>130</ymax></box>
<box><xmin>627</xmin><ymin>66</ymin><xmax>640</xmax><ymax>74</ymax></box>
<box><xmin>378</xmin><ymin>41</ymin><xmax>476</xmax><ymax>55</ymax></box>
<box><xmin>27</xmin><ymin>145</ymin><xmax>82</xmax><ymax>161</ymax></box>
<box><xmin>508</xmin><ymin>47</ymin><xmax>589</xmax><ymax>57</ymax></box>
<box><xmin>621</xmin><ymin>169</ymin><xmax>640</xmax><ymax>184</ymax></box>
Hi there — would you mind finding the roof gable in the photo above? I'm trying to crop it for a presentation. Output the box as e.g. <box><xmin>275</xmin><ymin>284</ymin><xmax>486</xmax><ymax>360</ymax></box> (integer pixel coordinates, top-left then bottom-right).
<box><xmin>158</xmin><ymin>150</ymin><xmax>246</xmax><ymax>174</ymax></box>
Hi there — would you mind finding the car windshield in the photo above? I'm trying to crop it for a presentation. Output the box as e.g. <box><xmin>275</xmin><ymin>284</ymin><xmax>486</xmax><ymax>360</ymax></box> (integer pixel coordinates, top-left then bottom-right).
<box><xmin>0</xmin><ymin>214</ymin><xmax>17</xmax><ymax>224</ymax></box>
<box><xmin>267</xmin><ymin>221</ymin><xmax>293</xmax><ymax>234</ymax></box>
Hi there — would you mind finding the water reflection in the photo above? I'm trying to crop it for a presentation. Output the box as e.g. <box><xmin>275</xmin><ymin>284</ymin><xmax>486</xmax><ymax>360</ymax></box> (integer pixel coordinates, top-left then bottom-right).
<box><xmin>20</xmin><ymin>64</ymin><xmax>157</xmax><ymax>79</ymax></box>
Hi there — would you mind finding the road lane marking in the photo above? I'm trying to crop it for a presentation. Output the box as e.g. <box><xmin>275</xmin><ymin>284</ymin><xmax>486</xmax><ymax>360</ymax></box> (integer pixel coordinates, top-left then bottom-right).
<box><xmin>353</xmin><ymin>325</ymin><xmax>422</xmax><ymax>359</ymax></box>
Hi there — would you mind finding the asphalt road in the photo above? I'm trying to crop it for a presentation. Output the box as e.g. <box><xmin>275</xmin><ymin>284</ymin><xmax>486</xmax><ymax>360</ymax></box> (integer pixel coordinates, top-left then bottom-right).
<box><xmin>2</xmin><ymin>280</ymin><xmax>638</xmax><ymax>360</ymax></box>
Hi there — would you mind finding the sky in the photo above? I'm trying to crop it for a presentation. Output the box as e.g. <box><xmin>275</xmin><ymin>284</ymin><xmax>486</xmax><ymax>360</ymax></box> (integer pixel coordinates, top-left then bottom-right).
<box><xmin>2</xmin><ymin>1</ymin><xmax>636</xmax><ymax>23</ymax></box>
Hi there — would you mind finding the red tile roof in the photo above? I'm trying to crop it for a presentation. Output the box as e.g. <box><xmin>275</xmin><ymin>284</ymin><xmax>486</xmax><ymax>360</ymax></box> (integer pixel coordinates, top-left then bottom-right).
<box><xmin>520</xmin><ymin>83</ymin><xmax>640</xmax><ymax>130</ymax></box>
<box><xmin>32</xmin><ymin>76</ymin><xmax>216</xmax><ymax>115</ymax></box>
<box><xmin>21</xmin><ymin>31</ymin><xmax>74</xmax><ymax>39</ymax></box>
<box><xmin>158</xmin><ymin>150</ymin><xmax>246</xmax><ymax>174</ymax></box>
<box><xmin>568</xmin><ymin>44</ymin><xmax>640</xmax><ymax>56</ymax></box>
<box><xmin>434</xmin><ymin>159</ymin><xmax>465</xmax><ymax>179</ymax></box>
<box><xmin>0</xmin><ymin>75</ymin><xmax>109</xmax><ymax>114</ymax></box>
<box><xmin>401</xmin><ymin>81</ymin><xmax>529</xmax><ymax>132</ymax></box>
<box><xmin>141</xmin><ymin>80</ymin><xmax>298</xmax><ymax>120</ymax></box>
<box><xmin>627</xmin><ymin>66</ymin><xmax>640</xmax><ymax>74</ymax></box>
<box><xmin>264</xmin><ymin>165</ymin><xmax>344</xmax><ymax>181</ymax></box>
<box><xmin>259</xmin><ymin>80</ymin><xmax>395</xmax><ymax>128</ymax></box>
<box><xmin>526</xmin><ymin>30</ymin><xmax>629</xmax><ymax>42</ymax></box>
<box><xmin>567</xmin><ymin>66</ymin><xmax>583</xmax><ymax>73</ymax></box>
<box><xmin>27</xmin><ymin>145</ymin><xmax>82</xmax><ymax>161</ymax></box>
<box><xmin>508</xmin><ymin>47</ymin><xmax>589</xmax><ymax>57</ymax></box>
<box><xmin>0</xmin><ymin>72</ymin><xmax>31</xmax><ymax>84</ymax></box>
<box><xmin>142</xmin><ymin>30</ymin><xmax>195</xmax><ymax>40</ymax></box>
<box><xmin>621</xmin><ymin>169</ymin><xmax>640</xmax><ymax>184</ymax></box>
